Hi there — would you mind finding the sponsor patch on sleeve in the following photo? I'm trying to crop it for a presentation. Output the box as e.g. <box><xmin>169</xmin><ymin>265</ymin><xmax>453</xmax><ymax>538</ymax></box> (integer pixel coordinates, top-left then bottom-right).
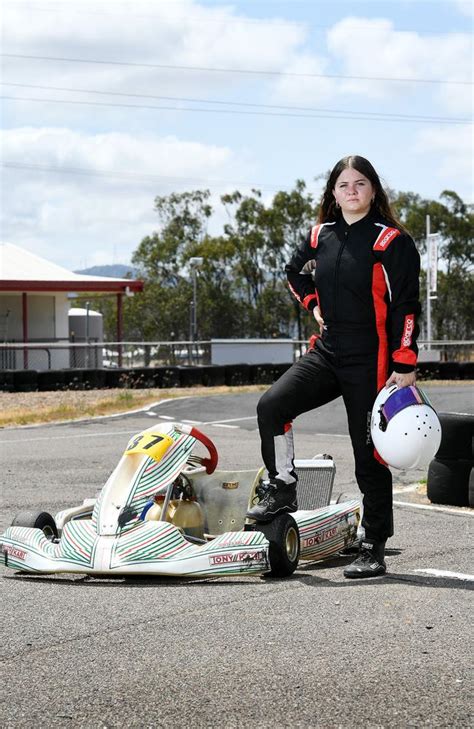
<box><xmin>401</xmin><ymin>314</ymin><xmax>415</xmax><ymax>348</ymax></box>
<box><xmin>373</xmin><ymin>227</ymin><xmax>401</xmax><ymax>251</ymax></box>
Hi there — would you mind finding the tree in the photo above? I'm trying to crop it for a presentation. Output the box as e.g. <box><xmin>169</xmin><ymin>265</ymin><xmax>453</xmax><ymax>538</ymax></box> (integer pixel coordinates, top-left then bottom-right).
<box><xmin>97</xmin><ymin>184</ymin><xmax>471</xmax><ymax>347</ymax></box>
<box><xmin>393</xmin><ymin>189</ymin><xmax>473</xmax><ymax>341</ymax></box>
<box><xmin>220</xmin><ymin>180</ymin><xmax>317</xmax><ymax>338</ymax></box>
<box><xmin>128</xmin><ymin>190</ymin><xmax>213</xmax><ymax>340</ymax></box>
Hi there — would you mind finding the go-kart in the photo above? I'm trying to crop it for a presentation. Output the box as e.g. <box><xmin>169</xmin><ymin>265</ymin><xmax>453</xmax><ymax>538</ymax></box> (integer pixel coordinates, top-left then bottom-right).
<box><xmin>1</xmin><ymin>423</ymin><xmax>360</xmax><ymax>579</ymax></box>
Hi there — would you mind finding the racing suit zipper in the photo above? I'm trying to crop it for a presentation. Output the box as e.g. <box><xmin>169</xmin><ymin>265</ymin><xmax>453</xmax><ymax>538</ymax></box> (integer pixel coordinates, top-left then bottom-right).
<box><xmin>333</xmin><ymin>231</ymin><xmax>347</xmax><ymax>361</ymax></box>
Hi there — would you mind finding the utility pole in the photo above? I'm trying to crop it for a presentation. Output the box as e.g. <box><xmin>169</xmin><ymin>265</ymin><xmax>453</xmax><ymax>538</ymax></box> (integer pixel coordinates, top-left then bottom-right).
<box><xmin>85</xmin><ymin>300</ymin><xmax>90</xmax><ymax>368</ymax></box>
<box><xmin>426</xmin><ymin>214</ymin><xmax>439</xmax><ymax>353</ymax></box>
<box><xmin>188</xmin><ymin>257</ymin><xmax>203</xmax><ymax>362</ymax></box>
<box><xmin>426</xmin><ymin>214</ymin><xmax>431</xmax><ymax>348</ymax></box>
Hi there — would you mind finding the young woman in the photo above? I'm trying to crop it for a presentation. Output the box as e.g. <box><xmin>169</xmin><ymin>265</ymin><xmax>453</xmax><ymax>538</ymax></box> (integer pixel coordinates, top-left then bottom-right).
<box><xmin>247</xmin><ymin>155</ymin><xmax>421</xmax><ymax>578</ymax></box>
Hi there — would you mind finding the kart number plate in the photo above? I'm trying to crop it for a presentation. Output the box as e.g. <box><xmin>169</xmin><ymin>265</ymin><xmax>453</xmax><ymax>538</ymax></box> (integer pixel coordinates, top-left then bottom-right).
<box><xmin>125</xmin><ymin>432</ymin><xmax>174</xmax><ymax>461</ymax></box>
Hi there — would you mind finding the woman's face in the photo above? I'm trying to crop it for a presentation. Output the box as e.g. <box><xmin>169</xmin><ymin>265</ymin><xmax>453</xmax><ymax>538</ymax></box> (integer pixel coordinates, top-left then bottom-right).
<box><xmin>333</xmin><ymin>167</ymin><xmax>374</xmax><ymax>218</ymax></box>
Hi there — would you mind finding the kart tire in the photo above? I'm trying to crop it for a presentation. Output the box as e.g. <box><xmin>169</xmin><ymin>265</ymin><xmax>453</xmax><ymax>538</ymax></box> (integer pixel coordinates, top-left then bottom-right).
<box><xmin>435</xmin><ymin>413</ymin><xmax>474</xmax><ymax>460</ymax></box>
<box><xmin>256</xmin><ymin>514</ymin><xmax>300</xmax><ymax>578</ymax></box>
<box><xmin>427</xmin><ymin>458</ymin><xmax>472</xmax><ymax>507</ymax></box>
<box><xmin>468</xmin><ymin>467</ymin><xmax>474</xmax><ymax>509</ymax></box>
<box><xmin>11</xmin><ymin>510</ymin><xmax>59</xmax><ymax>540</ymax></box>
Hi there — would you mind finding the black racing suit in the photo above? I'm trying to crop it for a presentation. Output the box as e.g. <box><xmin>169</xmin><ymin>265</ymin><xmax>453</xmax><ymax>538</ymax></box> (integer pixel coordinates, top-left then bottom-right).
<box><xmin>258</xmin><ymin>210</ymin><xmax>421</xmax><ymax>541</ymax></box>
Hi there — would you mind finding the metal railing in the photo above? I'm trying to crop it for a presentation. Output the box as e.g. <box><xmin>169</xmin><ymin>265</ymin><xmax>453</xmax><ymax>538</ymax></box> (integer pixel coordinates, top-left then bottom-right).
<box><xmin>0</xmin><ymin>341</ymin><xmax>210</xmax><ymax>370</ymax></box>
<box><xmin>0</xmin><ymin>339</ymin><xmax>472</xmax><ymax>371</ymax></box>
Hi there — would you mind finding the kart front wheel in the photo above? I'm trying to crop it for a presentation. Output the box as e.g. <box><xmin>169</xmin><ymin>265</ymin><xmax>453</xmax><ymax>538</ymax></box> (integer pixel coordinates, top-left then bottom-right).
<box><xmin>256</xmin><ymin>514</ymin><xmax>300</xmax><ymax>578</ymax></box>
<box><xmin>11</xmin><ymin>510</ymin><xmax>59</xmax><ymax>541</ymax></box>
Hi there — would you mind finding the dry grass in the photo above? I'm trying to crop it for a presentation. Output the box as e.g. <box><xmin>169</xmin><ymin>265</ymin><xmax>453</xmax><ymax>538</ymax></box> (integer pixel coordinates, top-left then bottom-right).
<box><xmin>0</xmin><ymin>385</ymin><xmax>267</xmax><ymax>428</ymax></box>
<box><xmin>0</xmin><ymin>379</ymin><xmax>471</xmax><ymax>428</ymax></box>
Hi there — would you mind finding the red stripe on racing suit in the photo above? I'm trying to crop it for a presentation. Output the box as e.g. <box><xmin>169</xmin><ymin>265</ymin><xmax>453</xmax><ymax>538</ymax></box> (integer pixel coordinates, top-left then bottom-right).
<box><xmin>371</xmin><ymin>262</ymin><xmax>390</xmax><ymax>391</ymax></box>
<box><xmin>372</xmin><ymin>226</ymin><xmax>420</xmax><ymax>373</ymax></box>
<box><xmin>287</xmin><ymin>281</ymin><xmax>318</xmax><ymax>312</ymax></box>
<box><xmin>371</xmin><ymin>262</ymin><xmax>390</xmax><ymax>466</ymax></box>
<box><xmin>392</xmin><ymin>314</ymin><xmax>417</xmax><ymax>366</ymax></box>
<box><xmin>310</xmin><ymin>224</ymin><xmax>322</xmax><ymax>249</ymax></box>
<box><xmin>286</xmin><ymin>222</ymin><xmax>335</xmax><ymax>314</ymax></box>
<box><xmin>303</xmin><ymin>293</ymin><xmax>318</xmax><ymax>310</ymax></box>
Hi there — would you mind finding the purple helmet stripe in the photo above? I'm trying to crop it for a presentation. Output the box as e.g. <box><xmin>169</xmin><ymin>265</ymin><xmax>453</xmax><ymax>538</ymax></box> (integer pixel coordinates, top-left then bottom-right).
<box><xmin>381</xmin><ymin>386</ymin><xmax>432</xmax><ymax>424</ymax></box>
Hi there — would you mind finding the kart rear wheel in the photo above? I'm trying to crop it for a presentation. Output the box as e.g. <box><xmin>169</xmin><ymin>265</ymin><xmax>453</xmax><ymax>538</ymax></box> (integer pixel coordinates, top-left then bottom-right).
<box><xmin>256</xmin><ymin>514</ymin><xmax>300</xmax><ymax>578</ymax></box>
<box><xmin>11</xmin><ymin>510</ymin><xmax>59</xmax><ymax>541</ymax></box>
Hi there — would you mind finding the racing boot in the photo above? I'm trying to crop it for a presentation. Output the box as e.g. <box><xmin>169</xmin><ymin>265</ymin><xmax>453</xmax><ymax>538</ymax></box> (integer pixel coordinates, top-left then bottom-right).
<box><xmin>343</xmin><ymin>539</ymin><xmax>386</xmax><ymax>579</ymax></box>
<box><xmin>246</xmin><ymin>479</ymin><xmax>297</xmax><ymax>522</ymax></box>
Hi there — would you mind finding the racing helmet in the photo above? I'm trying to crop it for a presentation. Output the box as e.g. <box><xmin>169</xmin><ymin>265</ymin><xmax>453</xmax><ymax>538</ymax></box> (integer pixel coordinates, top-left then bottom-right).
<box><xmin>371</xmin><ymin>385</ymin><xmax>442</xmax><ymax>469</ymax></box>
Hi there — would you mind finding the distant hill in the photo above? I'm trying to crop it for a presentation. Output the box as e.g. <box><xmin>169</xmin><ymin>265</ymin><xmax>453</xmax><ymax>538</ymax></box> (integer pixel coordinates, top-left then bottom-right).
<box><xmin>76</xmin><ymin>264</ymin><xmax>139</xmax><ymax>278</ymax></box>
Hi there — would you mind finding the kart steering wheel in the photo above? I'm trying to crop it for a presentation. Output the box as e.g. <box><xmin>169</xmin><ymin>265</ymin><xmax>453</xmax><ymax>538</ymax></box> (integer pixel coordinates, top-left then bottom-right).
<box><xmin>177</xmin><ymin>425</ymin><xmax>218</xmax><ymax>474</ymax></box>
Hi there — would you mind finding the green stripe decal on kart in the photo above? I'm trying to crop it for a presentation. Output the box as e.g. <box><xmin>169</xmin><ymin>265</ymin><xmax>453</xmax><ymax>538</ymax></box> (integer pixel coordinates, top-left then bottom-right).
<box><xmin>295</xmin><ymin>502</ymin><xmax>359</xmax><ymax>560</ymax></box>
<box><xmin>2</xmin><ymin>526</ymin><xmax>61</xmax><ymax>561</ymax></box>
<box><xmin>92</xmin><ymin>430</ymin><xmax>195</xmax><ymax>534</ymax></box>
<box><xmin>61</xmin><ymin>521</ymin><xmax>99</xmax><ymax>566</ymax></box>
<box><xmin>111</xmin><ymin>522</ymin><xmax>195</xmax><ymax>567</ymax></box>
<box><xmin>110</xmin><ymin>522</ymin><xmax>267</xmax><ymax>569</ymax></box>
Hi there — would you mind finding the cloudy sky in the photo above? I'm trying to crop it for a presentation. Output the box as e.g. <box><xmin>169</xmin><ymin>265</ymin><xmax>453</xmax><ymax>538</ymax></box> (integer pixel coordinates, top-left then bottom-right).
<box><xmin>1</xmin><ymin>0</ymin><xmax>472</xmax><ymax>270</ymax></box>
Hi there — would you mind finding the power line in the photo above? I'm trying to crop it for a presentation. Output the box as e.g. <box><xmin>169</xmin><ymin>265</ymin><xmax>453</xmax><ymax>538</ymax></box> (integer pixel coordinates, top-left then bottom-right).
<box><xmin>0</xmin><ymin>161</ymin><xmax>293</xmax><ymax>192</ymax></box>
<box><xmin>1</xmin><ymin>53</ymin><xmax>471</xmax><ymax>86</ymax></box>
<box><xmin>2</xmin><ymin>95</ymin><xmax>471</xmax><ymax>125</ymax></box>
<box><xmin>2</xmin><ymin>82</ymin><xmax>469</xmax><ymax>124</ymax></box>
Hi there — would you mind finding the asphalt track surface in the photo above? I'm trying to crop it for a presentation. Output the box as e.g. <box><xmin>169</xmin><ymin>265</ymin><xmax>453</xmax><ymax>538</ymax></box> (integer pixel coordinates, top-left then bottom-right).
<box><xmin>1</xmin><ymin>385</ymin><xmax>473</xmax><ymax>728</ymax></box>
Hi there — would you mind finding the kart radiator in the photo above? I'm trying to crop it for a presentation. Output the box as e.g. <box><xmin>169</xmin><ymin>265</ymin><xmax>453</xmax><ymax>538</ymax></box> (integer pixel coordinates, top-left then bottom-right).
<box><xmin>294</xmin><ymin>457</ymin><xmax>336</xmax><ymax>509</ymax></box>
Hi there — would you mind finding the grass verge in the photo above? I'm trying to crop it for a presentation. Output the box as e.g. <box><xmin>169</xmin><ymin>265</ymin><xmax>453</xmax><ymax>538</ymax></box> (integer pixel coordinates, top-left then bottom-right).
<box><xmin>0</xmin><ymin>385</ymin><xmax>267</xmax><ymax>428</ymax></box>
<box><xmin>0</xmin><ymin>379</ymin><xmax>471</xmax><ymax>428</ymax></box>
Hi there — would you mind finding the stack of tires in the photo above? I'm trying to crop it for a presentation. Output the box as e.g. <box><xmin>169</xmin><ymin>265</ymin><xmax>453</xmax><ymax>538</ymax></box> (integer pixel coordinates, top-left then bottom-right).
<box><xmin>427</xmin><ymin>412</ymin><xmax>474</xmax><ymax>507</ymax></box>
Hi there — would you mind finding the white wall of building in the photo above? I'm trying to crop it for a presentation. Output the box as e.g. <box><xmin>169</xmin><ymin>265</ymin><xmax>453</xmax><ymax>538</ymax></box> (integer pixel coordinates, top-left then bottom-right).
<box><xmin>211</xmin><ymin>339</ymin><xmax>294</xmax><ymax>365</ymax></box>
<box><xmin>0</xmin><ymin>292</ymin><xmax>71</xmax><ymax>370</ymax></box>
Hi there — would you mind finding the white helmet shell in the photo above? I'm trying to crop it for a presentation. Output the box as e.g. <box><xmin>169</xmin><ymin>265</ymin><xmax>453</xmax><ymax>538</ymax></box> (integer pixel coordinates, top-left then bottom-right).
<box><xmin>371</xmin><ymin>385</ymin><xmax>442</xmax><ymax>470</ymax></box>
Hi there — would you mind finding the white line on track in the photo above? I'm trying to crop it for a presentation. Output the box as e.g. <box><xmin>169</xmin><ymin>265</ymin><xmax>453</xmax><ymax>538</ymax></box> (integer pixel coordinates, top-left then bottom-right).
<box><xmin>312</xmin><ymin>433</ymin><xmax>350</xmax><ymax>439</ymax></box>
<box><xmin>393</xmin><ymin>484</ymin><xmax>419</xmax><ymax>494</ymax></box>
<box><xmin>210</xmin><ymin>423</ymin><xmax>239</xmax><ymax>429</ymax></box>
<box><xmin>202</xmin><ymin>415</ymin><xmax>257</xmax><ymax>425</ymax></box>
<box><xmin>1</xmin><ymin>429</ymin><xmax>141</xmax><ymax>444</ymax></box>
<box><xmin>393</xmin><ymin>500</ymin><xmax>474</xmax><ymax>516</ymax></box>
<box><xmin>414</xmin><ymin>569</ymin><xmax>474</xmax><ymax>581</ymax></box>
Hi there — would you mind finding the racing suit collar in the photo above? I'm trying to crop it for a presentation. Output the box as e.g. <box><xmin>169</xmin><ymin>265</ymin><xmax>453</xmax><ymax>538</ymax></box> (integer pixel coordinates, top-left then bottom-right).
<box><xmin>336</xmin><ymin>208</ymin><xmax>377</xmax><ymax>233</ymax></box>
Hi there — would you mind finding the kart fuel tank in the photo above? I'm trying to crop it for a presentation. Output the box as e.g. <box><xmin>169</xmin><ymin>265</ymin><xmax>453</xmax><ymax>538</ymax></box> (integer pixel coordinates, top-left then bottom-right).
<box><xmin>145</xmin><ymin>496</ymin><xmax>205</xmax><ymax>540</ymax></box>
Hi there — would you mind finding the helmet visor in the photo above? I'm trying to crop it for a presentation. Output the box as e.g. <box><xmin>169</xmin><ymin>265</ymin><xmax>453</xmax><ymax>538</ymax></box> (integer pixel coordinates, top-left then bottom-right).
<box><xmin>381</xmin><ymin>385</ymin><xmax>432</xmax><ymax>425</ymax></box>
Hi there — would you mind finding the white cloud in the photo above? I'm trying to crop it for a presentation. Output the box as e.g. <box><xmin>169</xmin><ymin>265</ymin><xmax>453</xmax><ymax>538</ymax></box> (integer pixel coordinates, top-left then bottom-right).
<box><xmin>326</xmin><ymin>17</ymin><xmax>472</xmax><ymax>113</ymax></box>
<box><xmin>414</xmin><ymin>126</ymin><xmax>473</xmax><ymax>197</ymax></box>
<box><xmin>1</xmin><ymin>0</ymin><xmax>471</xmax><ymax>266</ymax></box>
<box><xmin>451</xmin><ymin>0</ymin><xmax>474</xmax><ymax>17</ymax></box>
<box><xmin>0</xmin><ymin>126</ymin><xmax>247</xmax><ymax>268</ymax></box>
<box><xmin>1</xmin><ymin>0</ymin><xmax>307</xmax><ymax>100</ymax></box>
<box><xmin>269</xmin><ymin>53</ymin><xmax>333</xmax><ymax>104</ymax></box>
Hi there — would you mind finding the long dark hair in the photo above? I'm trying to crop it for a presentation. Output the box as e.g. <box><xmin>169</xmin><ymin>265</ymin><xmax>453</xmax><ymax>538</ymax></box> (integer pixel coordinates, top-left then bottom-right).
<box><xmin>318</xmin><ymin>155</ymin><xmax>406</xmax><ymax>232</ymax></box>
